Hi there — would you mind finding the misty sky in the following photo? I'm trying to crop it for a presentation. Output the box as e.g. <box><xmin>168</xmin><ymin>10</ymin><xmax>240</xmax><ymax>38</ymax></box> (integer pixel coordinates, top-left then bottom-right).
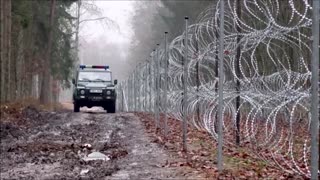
<box><xmin>79</xmin><ymin>1</ymin><xmax>135</xmax><ymax>80</ymax></box>
<box><xmin>80</xmin><ymin>1</ymin><xmax>134</xmax><ymax>44</ymax></box>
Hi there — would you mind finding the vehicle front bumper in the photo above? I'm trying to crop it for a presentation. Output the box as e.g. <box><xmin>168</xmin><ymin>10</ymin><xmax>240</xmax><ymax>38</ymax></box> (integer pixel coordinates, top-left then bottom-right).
<box><xmin>74</xmin><ymin>94</ymin><xmax>116</xmax><ymax>106</ymax></box>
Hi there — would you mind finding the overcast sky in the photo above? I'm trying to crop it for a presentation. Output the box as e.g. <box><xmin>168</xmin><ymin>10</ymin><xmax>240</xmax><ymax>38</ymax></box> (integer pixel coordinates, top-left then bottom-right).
<box><xmin>80</xmin><ymin>1</ymin><xmax>134</xmax><ymax>44</ymax></box>
<box><xmin>77</xmin><ymin>1</ymin><xmax>136</xmax><ymax>80</ymax></box>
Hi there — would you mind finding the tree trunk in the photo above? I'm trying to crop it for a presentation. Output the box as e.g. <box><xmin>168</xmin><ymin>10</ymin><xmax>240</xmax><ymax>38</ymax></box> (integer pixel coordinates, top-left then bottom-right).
<box><xmin>11</xmin><ymin>14</ymin><xmax>20</xmax><ymax>101</ymax></box>
<box><xmin>14</xmin><ymin>27</ymin><xmax>23</xmax><ymax>100</ymax></box>
<box><xmin>26</xmin><ymin>6</ymin><xmax>35</xmax><ymax>99</ymax></box>
<box><xmin>75</xmin><ymin>0</ymin><xmax>81</xmax><ymax>65</ymax></box>
<box><xmin>17</xmin><ymin>29</ymin><xmax>23</xmax><ymax>99</ymax></box>
<box><xmin>0</xmin><ymin>0</ymin><xmax>5</xmax><ymax>103</ymax></box>
<box><xmin>1</xmin><ymin>0</ymin><xmax>12</xmax><ymax>102</ymax></box>
<box><xmin>40</xmin><ymin>0</ymin><xmax>56</xmax><ymax>104</ymax></box>
<box><xmin>6</xmin><ymin>0</ymin><xmax>12</xmax><ymax>101</ymax></box>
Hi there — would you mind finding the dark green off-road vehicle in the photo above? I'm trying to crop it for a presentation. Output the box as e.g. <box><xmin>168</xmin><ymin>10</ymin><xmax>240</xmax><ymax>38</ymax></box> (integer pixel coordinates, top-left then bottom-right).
<box><xmin>72</xmin><ymin>65</ymin><xmax>117</xmax><ymax>113</ymax></box>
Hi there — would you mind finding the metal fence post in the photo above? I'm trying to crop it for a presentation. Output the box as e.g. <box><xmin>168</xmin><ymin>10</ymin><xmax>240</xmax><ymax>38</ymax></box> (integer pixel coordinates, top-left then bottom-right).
<box><xmin>235</xmin><ymin>0</ymin><xmax>241</xmax><ymax>146</ymax></box>
<box><xmin>119</xmin><ymin>83</ymin><xmax>122</xmax><ymax>112</ymax></box>
<box><xmin>128</xmin><ymin>78</ymin><xmax>131</xmax><ymax>111</ymax></box>
<box><xmin>144</xmin><ymin>62</ymin><xmax>147</xmax><ymax>112</ymax></box>
<box><xmin>195</xmin><ymin>38</ymin><xmax>200</xmax><ymax>125</ymax></box>
<box><xmin>126</xmin><ymin>79</ymin><xmax>128</xmax><ymax>111</ymax></box>
<box><xmin>164</xmin><ymin>32</ymin><xmax>169</xmax><ymax>137</ymax></box>
<box><xmin>132</xmin><ymin>73</ymin><xmax>135</xmax><ymax>111</ymax></box>
<box><xmin>134</xmin><ymin>70</ymin><xmax>137</xmax><ymax>112</ymax></box>
<box><xmin>152</xmin><ymin>50</ymin><xmax>157</xmax><ymax>123</ymax></box>
<box><xmin>127</xmin><ymin>78</ymin><xmax>129</xmax><ymax>111</ymax></box>
<box><xmin>129</xmin><ymin>76</ymin><xmax>131</xmax><ymax>111</ymax></box>
<box><xmin>137</xmin><ymin>64</ymin><xmax>141</xmax><ymax>112</ymax></box>
<box><xmin>152</xmin><ymin>50</ymin><xmax>156</xmax><ymax>125</ymax></box>
<box><xmin>149</xmin><ymin>59</ymin><xmax>152</xmax><ymax>113</ymax></box>
<box><xmin>156</xmin><ymin>44</ymin><xmax>161</xmax><ymax>129</ymax></box>
<box><xmin>182</xmin><ymin>17</ymin><xmax>189</xmax><ymax>152</ymax></box>
<box><xmin>217</xmin><ymin>0</ymin><xmax>225</xmax><ymax>172</ymax></box>
<box><xmin>310</xmin><ymin>0</ymin><xmax>319</xmax><ymax>178</ymax></box>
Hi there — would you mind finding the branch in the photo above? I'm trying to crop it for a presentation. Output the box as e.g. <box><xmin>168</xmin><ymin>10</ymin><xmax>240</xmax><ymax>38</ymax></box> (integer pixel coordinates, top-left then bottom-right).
<box><xmin>79</xmin><ymin>16</ymin><xmax>120</xmax><ymax>32</ymax></box>
<box><xmin>79</xmin><ymin>17</ymin><xmax>108</xmax><ymax>24</ymax></box>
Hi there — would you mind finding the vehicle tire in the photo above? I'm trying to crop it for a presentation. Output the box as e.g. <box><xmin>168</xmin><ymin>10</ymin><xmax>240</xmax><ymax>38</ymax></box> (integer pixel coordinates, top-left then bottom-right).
<box><xmin>108</xmin><ymin>103</ymin><xmax>116</xmax><ymax>113</ymax></box>
<box><xmin>74</xmin><ymin>102</ymin><xmax>80</xmax><ymax>112</ymax></box>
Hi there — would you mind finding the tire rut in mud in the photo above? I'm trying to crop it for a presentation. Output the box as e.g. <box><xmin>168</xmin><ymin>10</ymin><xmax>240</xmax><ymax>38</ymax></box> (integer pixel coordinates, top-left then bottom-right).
<box><xmin>0</xmin><ymin>110</ymin><xmax>128</xmax><ymax>179</ymax></box>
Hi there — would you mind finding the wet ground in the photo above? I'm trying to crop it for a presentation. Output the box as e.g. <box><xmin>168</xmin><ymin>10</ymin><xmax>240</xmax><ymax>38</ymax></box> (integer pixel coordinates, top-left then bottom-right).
<box><xmin>0</xmin><ymin>107</ymin><xmax>204</xmax><ymax>179</ymax></box>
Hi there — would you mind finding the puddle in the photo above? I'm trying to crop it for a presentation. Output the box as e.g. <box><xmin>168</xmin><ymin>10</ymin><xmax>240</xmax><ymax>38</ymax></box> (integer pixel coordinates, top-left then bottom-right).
<box><xmin>82</xmin><ymin>151</ymin><xmax>110</xmax><ymax>161</ymax></box>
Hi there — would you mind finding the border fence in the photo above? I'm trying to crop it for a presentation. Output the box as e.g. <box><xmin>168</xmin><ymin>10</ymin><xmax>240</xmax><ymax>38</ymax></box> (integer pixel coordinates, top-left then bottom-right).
<box><xmin>117</xmin><ymin>0</ymin><xmax>319</xmax><ymax>178</ymax></box>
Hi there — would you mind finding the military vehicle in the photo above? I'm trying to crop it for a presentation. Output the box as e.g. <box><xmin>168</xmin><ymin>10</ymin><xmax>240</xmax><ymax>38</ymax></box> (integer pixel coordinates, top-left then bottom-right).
<box><xmin>72</xmin><ymin>65</ymin><xmax>117</xmax><ymax>113</ymax></box>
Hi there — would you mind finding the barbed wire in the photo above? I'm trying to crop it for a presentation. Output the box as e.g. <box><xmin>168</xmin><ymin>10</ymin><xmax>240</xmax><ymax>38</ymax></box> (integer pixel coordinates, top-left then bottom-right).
<box><xmin>117</xmin><ymin>0</ymin><xmax>318</xmax><ymax>177</ymax></box>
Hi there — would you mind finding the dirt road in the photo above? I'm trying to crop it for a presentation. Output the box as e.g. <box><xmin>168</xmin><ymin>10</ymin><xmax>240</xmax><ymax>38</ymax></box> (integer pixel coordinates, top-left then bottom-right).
<box><xmin>0</xmin><ymin>107</ymin><xmax>204</xmax><ymax>179</ymax></box>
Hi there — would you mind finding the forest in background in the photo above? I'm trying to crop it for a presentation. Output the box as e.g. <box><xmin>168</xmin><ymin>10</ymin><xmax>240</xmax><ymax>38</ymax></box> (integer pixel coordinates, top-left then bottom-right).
<box><xmin>0</xmin><ymin>0</ymin><xmax>76</xmax><ymax>104</ymax></box>
<box><xmin>128</xmin><ymin>0</ymin><xmax>312</xmax><ymax>76</ymax></box>
<box><xmin>1</xmin><ymin>0</ymin><xmax>313</xmax><ymax>103</ymax></box>
<box><xmin>129</xmin><ymin>0</ymin><xmax>213</xmax><ymax>67</ymax></box>
<box><xmin>0</xmin><ymin>0</ymin><xmax>227</xmax><ymax>104</ymax></box>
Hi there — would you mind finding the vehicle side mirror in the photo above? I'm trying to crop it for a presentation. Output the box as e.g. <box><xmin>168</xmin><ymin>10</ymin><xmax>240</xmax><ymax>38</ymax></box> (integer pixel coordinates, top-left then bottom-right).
<box><xmin>114</xmin><ymin>79</ymin><xmax>118</xmax><ymax>85</ymax></box>
<box><xmin>72</xmin><ymin>78</ymin><xmax>75</xmax><ymax>84</ymax></box>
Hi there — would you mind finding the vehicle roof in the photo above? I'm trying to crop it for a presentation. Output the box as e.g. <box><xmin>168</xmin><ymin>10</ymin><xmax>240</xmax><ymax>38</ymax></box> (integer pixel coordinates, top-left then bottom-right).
<box><xmin>79</xmin><ymin>68</ymin><xmax>112</xmax><ymax>72</ymax></box>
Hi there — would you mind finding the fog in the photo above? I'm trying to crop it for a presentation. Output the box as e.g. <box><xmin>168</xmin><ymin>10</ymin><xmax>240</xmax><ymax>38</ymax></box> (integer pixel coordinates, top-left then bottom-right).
<box><xmin>60</xmin><ymin>0</ymin><xmax>205</xmax><ymax>101</ymax></box>
<box><xmin>79</xmin><ymin>37</ymin><xmax>130</xmax><ymax>81</ymax></box>
<box><xmin>79</xmin><ymin>1</ymin><xmax>135</xmax><ymax>81</ymax></box>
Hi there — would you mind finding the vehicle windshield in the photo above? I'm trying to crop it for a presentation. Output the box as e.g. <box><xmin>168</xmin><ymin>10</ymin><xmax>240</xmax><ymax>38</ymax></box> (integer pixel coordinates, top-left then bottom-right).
<box><xmin>78</xmin><ymin>71</ymin><xmax>111</xmax><ymax>82</ymax></box>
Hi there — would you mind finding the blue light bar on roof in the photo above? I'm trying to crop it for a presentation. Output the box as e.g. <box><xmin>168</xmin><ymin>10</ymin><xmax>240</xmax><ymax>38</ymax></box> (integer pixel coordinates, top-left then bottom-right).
<box><xmin>79</xmin><ymin>65</ymin><xmax>109</xmax><ymax>69</ymax></box>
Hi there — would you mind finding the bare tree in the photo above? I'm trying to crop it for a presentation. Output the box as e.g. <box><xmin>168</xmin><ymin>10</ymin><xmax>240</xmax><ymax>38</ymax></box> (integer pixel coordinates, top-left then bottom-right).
<box><xmin>75</xmin><ymin>0</ymin><xmax>119</xmax><ymax>64</ymax></box>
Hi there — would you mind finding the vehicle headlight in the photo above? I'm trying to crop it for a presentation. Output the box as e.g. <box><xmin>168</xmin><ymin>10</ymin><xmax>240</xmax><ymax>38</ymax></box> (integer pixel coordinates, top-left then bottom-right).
<box><xmin>106</xmin><ymin>90</ymin><xmax>111</xmax><ymax>95</ymax></box>
<box><xmin>80</xmin><ymin>90</ymin><xmax>85</xmax><ymax>95</ymax></box>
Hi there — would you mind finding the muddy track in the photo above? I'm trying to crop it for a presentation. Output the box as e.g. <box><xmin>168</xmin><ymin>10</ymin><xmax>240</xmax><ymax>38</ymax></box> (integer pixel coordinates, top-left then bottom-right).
<box><xmin>0</xmin><ymin>108</ymin><xmax>204</xmax><ymax>179</ymax></box>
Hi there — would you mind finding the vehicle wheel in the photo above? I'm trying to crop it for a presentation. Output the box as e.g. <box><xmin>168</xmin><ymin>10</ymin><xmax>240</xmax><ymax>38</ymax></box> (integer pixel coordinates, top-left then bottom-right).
<box><xmin>108</xmin><ymin>103</ymin><xmax>116</xmax><ymax>113</ymax></box>
<box><xmin>74</xmin><ymin>103</ymin><xmax>80</xmax><ymax>112</ymax></box>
